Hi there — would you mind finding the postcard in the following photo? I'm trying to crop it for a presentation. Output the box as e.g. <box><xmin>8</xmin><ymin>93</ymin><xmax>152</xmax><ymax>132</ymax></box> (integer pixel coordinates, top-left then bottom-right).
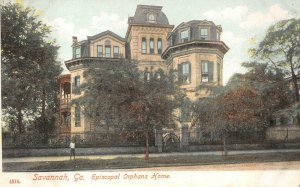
<box><xmin>1</xmin><ymin>0</ymin><xmax>300</xmax><ymax>186</ymax></box>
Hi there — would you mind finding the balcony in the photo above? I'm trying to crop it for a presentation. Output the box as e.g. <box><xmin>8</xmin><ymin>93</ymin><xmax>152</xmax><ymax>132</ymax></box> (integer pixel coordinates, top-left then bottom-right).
<box><xmin>60</xmin><ymin>98</ymin><xmax>70</xmax><ymax>108</ymax></box>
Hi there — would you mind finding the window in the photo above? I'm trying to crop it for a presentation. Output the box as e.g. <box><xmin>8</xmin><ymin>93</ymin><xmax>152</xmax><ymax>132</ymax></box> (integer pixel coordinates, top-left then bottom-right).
<box><xmin>105</xmin><ymin>45</ymin><xmax>111</xmax><ymax>58</ymax></box>
<box><xmin>74</xmin><ymin>47</ymin><xmax>81</xmax><ymax>58</ymax></box>
<box><xmin>157</xmin><ymin>38</ymin><xmax>162</xmax><ymax>54</ymax></box>
<box><xmin>200</xmin><ymin>28</ymin><xmax>208</xmax><ymax>40</ymax></box>
<box><xmin>144</xmin><ymin>72</ymin><xmax>151</xmax><ymax>82</ymax></box>
<box><xmin>61</xmin><ymin>111</ymin><xmax>70</xmax><ymax>127</ymax></box>
<box><xmin>148</xmin><ymin>13</ymin><xmax>156</xmax><ymax>23</ymax></box>
<box><xmin>216</xmin><ymin>31</ymin><xmax>220</xmax><ymax>41</ymax></box>
<box><xmin>156</xmin><ymin>72</ymin><xmax>161</xmax><ymax>79</ymax></box>
<box><xmin>150</xmin><ymin>38</ymin><xmax>154</xmax><ymax>54</ymax></box>
<box><xmin>169</xmin><ymin>37</ymin><xmax>173</xmax><ymax>46</ymax></box>
<box><xmin>75</xmin><ymin>106</ymin><xmax>81</xmax><ymax>127</ymax></box>
<box><xmin>73</xmin><ymin>76</ymin><xmax>81</xmax><ymax>95</ymax></box>
<box><xmin>201</xmin><ymin>62</ymin><xmax>208</xmax><ymax>83</ymax></box>
<box><xmin>75</xmin><ymin>76</ymin><xmax>80</xmax><ymax>87</ymax></box>
<box><xmin>113</xmin><ymin>46</ymin><xmax>119</xmax><ymax>58</ymax></box>
<box><xmin>97</xmin><ymin>45</ymin><xmax>103</xmax><ymax>57</ymax></box>
<box><xmin>217</xmin><ymin>63</ymin><xmax>221</xmax><ymax>85</ymax></box>
<box><xmin>178</xmin><ymin>63</ymin><xmax>191</xmax><ymax>84</ymax></box>
<box><xmin>142</xmin><ymin>37</ymin><xmax>147</xmax><ymax>54</ymax></box>
<box><xmin>202</xmin><ymin>61</ymin><xmax>214</xmax><ymax>83</ymax></box>
<box><xmin>180</xmin><ymin>30</ymin><xmax>189</xmax><ymax>42</ymax></box>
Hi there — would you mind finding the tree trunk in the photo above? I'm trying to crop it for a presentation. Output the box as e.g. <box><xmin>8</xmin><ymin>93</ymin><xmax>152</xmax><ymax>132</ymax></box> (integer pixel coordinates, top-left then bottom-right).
<box><xmin>290</xmin><ymin>58</ymin><xmax>299</xmax><ymax>102</ymax></box>
<box><xmin>17</xmin><ymin>106</ymin><xmax>23</xmax><ymax>134</ymax></box>
<box><xmin>291</xmin><ymin>72</ymin><xmax>299</xmax><ymax>102</ymax></box>
<box><xmin>145</xmin><ymin>131</ymin><xmax>149</xmax><ymax>160</ymax></box>
<box><xmin>41</xmin><ymin>88</ymin><xmax>46</xmax><ymax>117</ymax></box>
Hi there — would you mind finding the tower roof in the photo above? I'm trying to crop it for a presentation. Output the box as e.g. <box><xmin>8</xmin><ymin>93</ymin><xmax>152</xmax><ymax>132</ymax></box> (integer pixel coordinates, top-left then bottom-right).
<box><xmin>128</xmin><ymin>4</ymin><xmax>170</xmax><ymax>26</ymax></box>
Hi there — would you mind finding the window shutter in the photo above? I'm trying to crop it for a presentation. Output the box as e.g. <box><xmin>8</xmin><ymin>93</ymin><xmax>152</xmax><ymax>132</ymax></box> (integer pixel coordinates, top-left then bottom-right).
<box><xmin>217</xmin><ymin>63</ymin><xmax>221</xmax><ymax>85</ymax></box>
<box><xmin>178</xmin><ymin>64</ymin><xmax>183</xmax><ymax>83</ymax></box>
<box><xmin>72</xmin><ymin>77</ymin><xmax>76</xmax><ymax>94</ymax></box>
<box><xmin>208</xmin><ymin>61</ymin><xmax>214</xmax><ymax>82</ymax></box>
<box><xmin>144</xmin><ymin>72</ymin><xmax>147</xmax><ymax>82</ymax></box>
<box><xmin>188</xmin><ymin>63</ymin><xmax>191</xmax><ymax>83</ymax></box>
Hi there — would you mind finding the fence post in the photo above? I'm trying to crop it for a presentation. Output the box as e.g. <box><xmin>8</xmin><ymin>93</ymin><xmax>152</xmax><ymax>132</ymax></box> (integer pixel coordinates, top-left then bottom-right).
<box><xmin>180</xmin><ymin>123</ymin><xmax>189</xmax><ymax>152</ymax></box>
<box><xmin>154</xmin><ymin>128</ymin><xmax>163</xmax><ymax>153</ymax></box>
<box><xmin>196</xmin><ymin>126</ymin><xmax>202</xmax><ymax>144</ymax></box>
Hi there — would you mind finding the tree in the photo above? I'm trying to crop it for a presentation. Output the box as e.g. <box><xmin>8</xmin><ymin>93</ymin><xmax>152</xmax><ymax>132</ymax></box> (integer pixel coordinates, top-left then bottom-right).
<box><xmin>1</xmin><ymin>3</ymin><xmax>61</xmax><ymax>135</ymax></box>
<box><xmin>256</xmin><ymin>18</ymin><xmax>300</xmax><ymax>101</ymax></box>
<box><xmin>192</xmin><ymin>62</ymin><xmax>292</xmax><ymax>155</ymax></box>
<box><xmin>193</xmin><ymin>83</ymin><xmax>265</xmax><ymax>156</ymax></box>
<box><xmin>74</xmin><ymin>61</ymin><xmax>184</xmax><ymax>160</ymax></box>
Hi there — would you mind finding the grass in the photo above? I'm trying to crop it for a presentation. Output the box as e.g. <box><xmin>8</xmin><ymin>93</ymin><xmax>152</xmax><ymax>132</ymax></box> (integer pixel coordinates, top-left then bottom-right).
<box><xmin>3</xmin><ymin>152</ymin><xmax>300</xmax><ymax>172</ymax></box>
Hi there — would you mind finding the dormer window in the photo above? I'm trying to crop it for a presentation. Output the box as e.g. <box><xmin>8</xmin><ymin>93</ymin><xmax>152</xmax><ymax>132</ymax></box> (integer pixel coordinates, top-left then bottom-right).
<box><xmin>200</xmin><ymin>28</ymin><xmax>208</xmax><ymax>40</ymax></box>
<box><xmin>73</xmin><ymin>46</ymin><xmax>81</xmax><ymax>59</ymax></box>
<box><xmin>180</xmin><ymin>30</ymin><xmax>189</xmax><ymax>43</ymax></box>
<box><xmin>148</xmin><ymin>13</ymin><xmax>156</xmax><ymax>23</ymax></box>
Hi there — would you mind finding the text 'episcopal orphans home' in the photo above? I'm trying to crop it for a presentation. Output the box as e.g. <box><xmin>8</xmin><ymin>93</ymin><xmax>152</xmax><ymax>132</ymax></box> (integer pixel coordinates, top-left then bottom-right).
<box><xmin>57</xmin><ymin>5</ymin><xmax>229</xmax><ymax>136</ymax></box>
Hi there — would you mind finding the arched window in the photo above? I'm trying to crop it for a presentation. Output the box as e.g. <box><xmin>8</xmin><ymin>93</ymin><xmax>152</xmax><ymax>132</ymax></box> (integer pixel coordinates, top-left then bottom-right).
<box><xmin>148</xmin><ymin>13</ymin><xmax>156</xmax><ymax>23</ymax></box>
<box><xmin>142</xmin><ymin>37</ymin><xmax>147</xmax><ymax>54</ymax></box>
<box><xmin>149</xmin><ymin>38</ymin><xmax>154</xmax><ymax>54</ymax></box>
<box><xmin>144</xmin><ymin>71</ymin><xmax>151</xmax><ymax>82</ymax></box>
<box><xmin>157</xmin><ymin>38</ymin><xmax>162</xmax><ymax>54</ymax></box>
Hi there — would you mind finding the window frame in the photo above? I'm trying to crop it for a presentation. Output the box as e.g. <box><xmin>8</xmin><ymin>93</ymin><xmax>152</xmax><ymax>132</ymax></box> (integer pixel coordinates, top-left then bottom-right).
<box><xmin>74</xmin><ymin>46</ymin><xmax>81</xmax><ymax>58</ymax></box>
<box><xmin>73</xmin><ymin>75</ymin><xmax>81</xmax><ymax>95</ymax></box>
<box><xmin>148</xmin><ymin>13</ymin><xmax>156</xmax><ymax>23</ymax></box>
<box><xmin>105</xmin><ymin>45</ymin><xmax>111</xmax><ymax>58</ymax></box>
<box><xmin>142</xmin><ymin>37</ymin><xmax>147</xmax><ymax>54</ymax></box>
<box><xmin>74</xmin><ymin>76</ymin><xmax>80</xmax><ymax>87</ymax></box>
<box><xmin>113</xmin><ymin>46</ymin><xmax>119</xmax><ymax>58</ymax></box>
<box><xmin>217</xmin><ymin>63</ymin><xmax>221</xmax><ymax>85</ymax></box>
<box><xmin>157</xmin><ymin>38</ymin><xmax>162</xmax><ymax>54</ymax></box>
<box><xmin>97</xmin><ymin>45</ymin><xmax>103</xmax><ymax>57</ymax></box>
<box><xmin>144</xmin><ymin>71</ymin><xmax>151</xmax><ymax>82</ymax></box>
<box><xmin>216</xmin><ymin>31</ymin><xmax>220</xmax><ymax>41</ymax></box>
<box><xmin>180</xmin><ymin>30</ymin><xmax>189</xmax><ymax>43</ymax></box>
<box><xmin>200</xmin><ymin>27</ymin><xmax>209</xmax><ymax>40</ymax></box>
<box><xmin>201</xmin><ymin>61</ymin><xmax>209</xmax><ymax>83</ymax></box>
<box><xmin>149</xmin><ymin>38</ymin><xmax>154</xmax><ymax>54</ymax></box>
<box><xmin>178</xmin><ymin>62</ymin><xmax>191</xmax><ymax>84</ymax></box>
<box><xmin>201</xmin><ymin>61</ymin><xmax>214</xmax><ymax>83</ymax></box>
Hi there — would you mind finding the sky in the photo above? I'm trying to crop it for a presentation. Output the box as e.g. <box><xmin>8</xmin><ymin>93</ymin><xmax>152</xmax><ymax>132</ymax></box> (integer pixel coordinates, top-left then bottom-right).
<box><xmin>9</xmin><ymin>0</ymin><xmax>300</xmax><ymax>84</ymax></box>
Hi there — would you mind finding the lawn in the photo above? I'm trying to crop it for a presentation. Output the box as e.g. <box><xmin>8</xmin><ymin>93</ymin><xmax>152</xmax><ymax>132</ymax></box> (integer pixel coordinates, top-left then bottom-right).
<box><xmin>3</xmin><ymin>152</ymin><xmax>300</xmax><ymax>172</ymax></box>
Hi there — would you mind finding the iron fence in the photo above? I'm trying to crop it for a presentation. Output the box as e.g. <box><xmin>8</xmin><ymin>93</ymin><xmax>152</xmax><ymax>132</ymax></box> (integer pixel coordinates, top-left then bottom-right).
<box><xmin>188</xmin><ymin>129</ymin><xmax>300</xmax><ymax>145</ymax></box>
<box><xmin>2</xmin><ymin>130</ymin><xmax>155</xmax><ymax>148</ymax></box>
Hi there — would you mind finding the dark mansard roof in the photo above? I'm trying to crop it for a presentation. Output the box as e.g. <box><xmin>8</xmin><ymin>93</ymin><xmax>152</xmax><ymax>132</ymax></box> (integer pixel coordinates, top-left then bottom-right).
<box><xmin>128</xmin><ymin>5</ymin><xmax>170</xmax><ymax>26</ymax></box>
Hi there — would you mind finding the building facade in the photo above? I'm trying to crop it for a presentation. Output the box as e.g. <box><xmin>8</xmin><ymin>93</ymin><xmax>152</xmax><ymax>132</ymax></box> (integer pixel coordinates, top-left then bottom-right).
<box><xmin>57</xmin><ymin>5</ymin><xmax>229</xmax><ymax>135</ymax></box>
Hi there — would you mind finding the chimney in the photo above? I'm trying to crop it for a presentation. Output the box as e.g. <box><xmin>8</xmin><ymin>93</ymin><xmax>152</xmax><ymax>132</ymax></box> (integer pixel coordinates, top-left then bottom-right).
<box><xmin>72</xmin><ymin>36</ymin><xmax>78</xmax><ymax>44</ymax></box>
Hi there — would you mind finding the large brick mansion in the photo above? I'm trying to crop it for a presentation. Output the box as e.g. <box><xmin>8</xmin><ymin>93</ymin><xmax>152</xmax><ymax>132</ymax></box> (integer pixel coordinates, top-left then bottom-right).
<box><xmin>57</xmin><ymin>5</ymin><xmax>229</xmax><ymax>135</ymax></box>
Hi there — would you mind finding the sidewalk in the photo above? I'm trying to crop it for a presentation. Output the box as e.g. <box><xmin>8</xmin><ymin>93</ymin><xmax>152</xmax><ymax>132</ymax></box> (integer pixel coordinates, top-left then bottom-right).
<box><xmin>3</xmin><ymin>149</ymin><xmax>300</xmax><ymax>163</ymax></box>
